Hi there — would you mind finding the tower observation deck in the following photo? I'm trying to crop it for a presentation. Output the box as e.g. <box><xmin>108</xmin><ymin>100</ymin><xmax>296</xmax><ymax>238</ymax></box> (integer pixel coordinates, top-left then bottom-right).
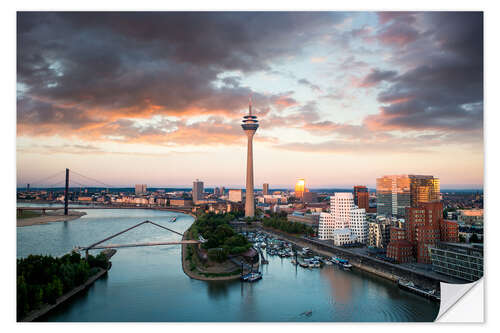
<box><xmin>242</xmin><ymin>99</ymin><xmax>259</xmax><ymax>217</ymax></box>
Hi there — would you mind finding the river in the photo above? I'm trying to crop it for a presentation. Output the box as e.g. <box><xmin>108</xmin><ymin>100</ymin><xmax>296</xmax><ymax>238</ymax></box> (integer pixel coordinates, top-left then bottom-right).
<box><xmin>16</xmin><ymin>205</ymin><xmax>439</xmax><ymax>322</ymax></box>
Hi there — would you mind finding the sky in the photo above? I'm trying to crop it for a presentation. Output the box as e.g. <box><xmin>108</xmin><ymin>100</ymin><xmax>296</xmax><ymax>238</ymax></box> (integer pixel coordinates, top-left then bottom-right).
<box><xmin>16</xmin><ymin>12</ymin><xmax>484</xmax><ymax>189</ymax></box>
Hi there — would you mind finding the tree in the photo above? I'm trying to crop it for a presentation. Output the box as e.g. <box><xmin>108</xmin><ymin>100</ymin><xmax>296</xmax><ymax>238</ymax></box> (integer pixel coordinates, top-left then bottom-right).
<box><xmin>207</xmin><ymin>248</ymin><xmax>228</xmax><ymax>262</ymax></box>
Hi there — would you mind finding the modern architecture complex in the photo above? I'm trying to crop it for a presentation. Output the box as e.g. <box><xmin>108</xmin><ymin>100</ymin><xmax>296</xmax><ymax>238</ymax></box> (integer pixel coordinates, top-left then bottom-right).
<box><xmin>192</xmin><ymin>179</ymin><xmax>204</xmax><ymax>203</ymax></box>
<box><xmin>318</xmin><ymin>193</ymin><xmax>368</xmax><ymax>245</ymax></box>
<box><xmin>241</xmin><ymin>99</ymin><xmax>258</xmax><ymax>217</ymax></box>
<box><xmin>376</xmin><ymin>175</ymin><xmax>440</xmax><ymax>217</ymax></box>
<box><xmin>386</xmin><ymin>201</ymin><xmax>459</xmax><ymax>264</ymax></box>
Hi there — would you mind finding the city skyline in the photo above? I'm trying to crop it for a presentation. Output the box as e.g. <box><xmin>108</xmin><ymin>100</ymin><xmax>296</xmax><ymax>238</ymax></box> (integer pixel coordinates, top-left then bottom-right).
<box><xmin>17</xmin><ymin>12</ymin><xmax>483</xmax><ymax>189</ymax></box>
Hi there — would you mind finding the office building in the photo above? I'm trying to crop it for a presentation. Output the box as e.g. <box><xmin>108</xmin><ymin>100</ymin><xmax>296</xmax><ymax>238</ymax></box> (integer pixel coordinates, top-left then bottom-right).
<box><xmin>376</xmin><ymin>175</ymin><xmax>409</xmax><ymax>217</ymax></box>
<box><xmin>406</xmin><ymin>201</ymin><xmax>442</xmax><ymax>263</ymax></box>
<box><xmin>386</xmin><ymin>240</ymin><xmax>414</xmax><ymax>263</ymax></box>
<box><xmin>409</xmin><ymin>175</ymin><xmax>440</xmax><ymax>208</ymax></box>
<box><xmin>263</xmin><ymin>183</ymin><xmax>269</xmax><ymax>195</ymax></box>
<box><xmin>192</xmin><ymin>179</ymin><xmax>204</xmax><ymax>203</ymax></box>
<box><xmin>368</xmin><ymin>220</ymin><xmax>391</xmax><ymax>248</ymax></box>
<box><xmin>302</xmin><ymin>191</ymin><xmax>318</xmax><ymax>203</ymax></box>
<box><xmin>135</xmin><ymin>184</ymin><xmax>147</xmax><ymax>195</ymax></box>
<box><xmin>214</xmin><ymin>186</ymin><xmax>225</xmax><ymax>197</ymax></box>
<box><xmin>318</xmin><ymin>212</ymin><xmax>335</xmax><ymax>240</ymax></box>
<box><xmin>228</xmin><ymin>189</ymin><xmax>243</xmax><ymax>203</ymax></box>
<box><xmin>386</xmin><ymin>201</ymin><xmax>460</xmax><ymax>264</ymax></box>
<box><xmin>242</xmin><ymin>98</ymin><xmax>259</xmax><ymax>217</ymax></box>
<box><xmin>353</xmin><ymin>185</ymin><xmax>369</xmax><ymax>208</ymax></box>
<box><xmin>376</xmin><ymin>175</ymin><xmax>440</xmax><ymax>217</ymax></box>
<box><xmin>318</xmin><ymin>193</ymin><xmax>367</xmax><ymax>243</ymax></box>
<box><xmin>295</xmin><ymin>179</ymin><xmax>306</xmax><ymax>199</ymax></box>
<box><xmin>429</xmin><ymin>242</ymin><xmax>483</xmax><ymax>282</ymax></box>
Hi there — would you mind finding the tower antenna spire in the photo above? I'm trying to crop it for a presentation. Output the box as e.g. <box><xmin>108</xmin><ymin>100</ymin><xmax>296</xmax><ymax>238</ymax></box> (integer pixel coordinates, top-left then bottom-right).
<box><xmin>249</xmin><ymin>96</ymin><xmax>252</xmax><ymax>116</ymax></box>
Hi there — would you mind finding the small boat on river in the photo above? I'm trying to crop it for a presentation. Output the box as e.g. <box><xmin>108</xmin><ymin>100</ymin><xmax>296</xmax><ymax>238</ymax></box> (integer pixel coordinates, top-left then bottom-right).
<box><xmin>241</xmin><ymin>272</ymin><xmax>263</xmax><ymax>282</ymax></box>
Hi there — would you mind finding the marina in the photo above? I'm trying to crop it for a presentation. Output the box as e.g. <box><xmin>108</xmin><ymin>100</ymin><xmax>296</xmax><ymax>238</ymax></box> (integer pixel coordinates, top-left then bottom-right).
<box><xmin>240</xmin><ymin>229</ymin><xmax>440</xmax><ymax>302</ymax></box>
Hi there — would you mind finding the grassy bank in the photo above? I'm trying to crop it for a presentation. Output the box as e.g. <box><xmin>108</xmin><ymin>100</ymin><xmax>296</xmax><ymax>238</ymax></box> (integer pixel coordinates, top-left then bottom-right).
<box><xmin>17</xmin><ymin>210</ymin><xmax>41</xmax><ymax>219</ymax></box>
<box><xmin>182</xmin><ymin>230</ymin><xmax>244</xmax><ymax>281</ymax></box>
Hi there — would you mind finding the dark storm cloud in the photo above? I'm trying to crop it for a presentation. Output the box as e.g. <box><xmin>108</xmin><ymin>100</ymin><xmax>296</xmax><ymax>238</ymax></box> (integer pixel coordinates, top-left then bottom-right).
<box><xmin>17</xmin><ymin>12</ymin><xmax>344</xmax><ymax>138</ymax></box>
<box><xmin>366</xmin><ymin>12</ymin><xmax>483</xmax><ymax>132</ymax></box>
<box><xmin>359</xmin><ymin>68</ymin><xmax>397</xmax><ymax>87</ymax></box>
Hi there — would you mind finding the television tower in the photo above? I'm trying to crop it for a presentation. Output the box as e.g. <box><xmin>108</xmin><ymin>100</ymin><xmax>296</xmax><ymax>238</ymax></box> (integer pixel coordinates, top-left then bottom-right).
<box><xmin>242</xmin><ymin>97</ymin><xmax>259</xmax><ymax>217</ymax></box>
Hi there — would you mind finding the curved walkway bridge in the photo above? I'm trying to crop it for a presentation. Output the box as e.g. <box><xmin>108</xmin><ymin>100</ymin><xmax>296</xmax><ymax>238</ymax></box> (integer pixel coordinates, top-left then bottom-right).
<box><xmin>72</xmin><ymin>220</ymin><xmax>202</xmax><ymax>259</ymax></box>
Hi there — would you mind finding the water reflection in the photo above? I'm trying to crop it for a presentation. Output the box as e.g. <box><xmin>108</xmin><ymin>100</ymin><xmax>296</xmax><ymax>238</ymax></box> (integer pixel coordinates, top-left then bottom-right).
<box><xmin>206</xmin><ymin>281</ymin><xmax>232</xmax><ymax>299</ymax></box>
<box><xmin>321</xmin><ymin>267</ymin><xmax>353</xmax><ymax>305</ymax></box>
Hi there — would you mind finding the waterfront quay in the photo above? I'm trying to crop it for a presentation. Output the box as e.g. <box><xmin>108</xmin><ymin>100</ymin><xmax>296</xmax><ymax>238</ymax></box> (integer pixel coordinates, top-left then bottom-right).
<box><xmin>240</xmin><ymin>224</ymin><xmax>465</xmax><ymax>290</ymax></box>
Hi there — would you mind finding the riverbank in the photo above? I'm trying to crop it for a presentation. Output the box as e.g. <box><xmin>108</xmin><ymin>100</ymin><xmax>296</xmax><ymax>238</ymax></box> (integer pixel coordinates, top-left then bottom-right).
<box><xmin>181</xmin><ymin>230</ymin><xmax>246</xmax><ymax>281</ymax></box>
<box><xmin>19</xmin><ymin>249</ymin><xmax>116</xmax><ymax>322</ymax></box>
<box><xmin>258</xmin><ymin>227</ymin><xmax>446</xmax><ymax>291</ymax></box>
<box><xmin>17</xmin><ymin>210</ymin><xmax>87</xmax><ymax>227</ymax></box>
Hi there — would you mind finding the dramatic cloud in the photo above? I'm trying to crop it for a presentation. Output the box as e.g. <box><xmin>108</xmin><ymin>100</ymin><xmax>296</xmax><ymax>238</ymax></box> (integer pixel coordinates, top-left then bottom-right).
<box><xmin>17</xmin><ymin>12</ymin><xmax>344</xmax><ymax>142</ymax></box>
<box><xmin>17</xmin><ymin>11</ymin><xmax>483</xmax><ymax>161</ymax></box>
<box><xmin>365</xmin><ymin>12</ymin><xmax>483</xmax><ymax>133</ymax></box>
<box><xmin>359</xmin><ymin>68</ymin><xmax>398</xmax><ymax>87</ymax></box>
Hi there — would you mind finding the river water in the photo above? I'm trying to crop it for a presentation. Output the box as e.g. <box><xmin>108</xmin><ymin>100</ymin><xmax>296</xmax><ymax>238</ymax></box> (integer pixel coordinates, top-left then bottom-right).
<box><xmin>16</xmin><ymin>205</ymin><xmax>439</xmax><ymax>322</ymax></box>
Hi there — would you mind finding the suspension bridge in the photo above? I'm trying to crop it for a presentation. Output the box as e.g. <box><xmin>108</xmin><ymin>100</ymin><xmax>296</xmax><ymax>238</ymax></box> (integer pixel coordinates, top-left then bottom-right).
<box><xmin>19</xmin><ymin>168</ymin><xmax>118</xmax><ymax>215</ymax></box>
<box><xmin>17</xmin><ymin>168</ymin><xmax>188</xmax><ymax>216</ymax></box>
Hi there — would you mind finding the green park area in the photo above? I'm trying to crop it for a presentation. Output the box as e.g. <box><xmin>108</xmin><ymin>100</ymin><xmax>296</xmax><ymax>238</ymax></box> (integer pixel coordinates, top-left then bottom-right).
<box><xmin>17</xmin><ymin>252</ymin><xmax>109</xmax><ymax>319</ymax></box>
<box><xmin>262</xmin><ymin>213</ymin><xmax>315</xmax><ymax>236</ymax></box>
<box><xmin>17</xmin><ymin>210</ymin><xmax>42</xmax><ymax>219</ymax></box>
<box><xmin>187</xmin><ymin>212</ymin><xmax>250</xmax><ymax>263</ymax></box>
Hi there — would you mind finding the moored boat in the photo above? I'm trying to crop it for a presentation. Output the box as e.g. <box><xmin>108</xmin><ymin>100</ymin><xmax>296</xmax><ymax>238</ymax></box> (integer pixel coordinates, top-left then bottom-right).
<box><xmin>241</xmin><ymin>272</ymin><xmax>262</xmax><ymax>282</ymax></box>
<box><xmin>398</xmin><ymin>280</ymin><xmax>440</xmax><ymax>301</ymax></box>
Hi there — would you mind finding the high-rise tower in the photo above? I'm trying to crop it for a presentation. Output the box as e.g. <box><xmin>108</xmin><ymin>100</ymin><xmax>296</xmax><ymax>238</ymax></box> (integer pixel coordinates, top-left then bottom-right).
<box><xmin>242</xmin><ymin>98</ymin><xmax>259</xmax><ymax>217</ymax></box>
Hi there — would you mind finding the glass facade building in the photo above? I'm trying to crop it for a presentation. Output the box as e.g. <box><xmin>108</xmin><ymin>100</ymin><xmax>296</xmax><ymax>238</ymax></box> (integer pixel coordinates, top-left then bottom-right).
<box><xmin>376</xmin><ymin>175</ymin><xmax>410</xmax><ymax>217</ymax></box>
<box><xmin>429</xmin><ymin>242</ymin><xmax>483</xmax><ymax>282</ymax></box>
<box><xmin>409</xmin><ymin>175</ymin><xmax>440</xmax><ymax>208</ymax></box>
<box><xmin>376</xmin><ymin>175</ymin><xmax>440</xmax><ymax>217</ymax></box>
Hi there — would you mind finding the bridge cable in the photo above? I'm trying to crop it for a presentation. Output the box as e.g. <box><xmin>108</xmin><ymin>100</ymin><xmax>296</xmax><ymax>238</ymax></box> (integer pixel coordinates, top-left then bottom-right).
<box><xmin>26</xmin><ymin>170</ymin><xmax>65</xmax><ymax>188</ymax></box>
<box><xmin>69</xmin><ymin>170</ymin><xmax>114</xmax><ymax>188</ymax></box>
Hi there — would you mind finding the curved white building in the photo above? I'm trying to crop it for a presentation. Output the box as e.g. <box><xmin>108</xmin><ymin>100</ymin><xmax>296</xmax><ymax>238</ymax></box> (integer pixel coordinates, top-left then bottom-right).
<box><xmin>318</xmin><ymin>192</ymin><xmax>368</xmax><ymax>244</ymax></box>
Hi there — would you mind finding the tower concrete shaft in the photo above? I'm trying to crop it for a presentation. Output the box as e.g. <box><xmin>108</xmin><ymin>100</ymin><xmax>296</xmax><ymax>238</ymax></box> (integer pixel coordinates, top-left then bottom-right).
<box><xmin>241</xmin><ymin>98</ymin><xmax>259</xmax><ymax>218</ymax></box>
<box><xmin>244</xmin><ymin>130</ymin><xmax>256</xmax><ymax>217</ymax></box>
<box><xmin>64</xmin><ymin>168</ymin><xmax>69</xmax><ymax>215</ymax></box>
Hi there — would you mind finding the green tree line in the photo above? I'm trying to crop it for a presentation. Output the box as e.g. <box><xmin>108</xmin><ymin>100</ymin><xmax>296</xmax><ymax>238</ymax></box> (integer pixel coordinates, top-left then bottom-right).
<box><xmin>187</xmin><ymin>212</ymin><xmax>250</xmax><ymax>262</ymax></box>
<box><xmin>262</xmin><ymin>213</ymin><xmax>315</xmax><ymax>236</ymax></box>
<box><xmin>17</xmin><ymin>252</ymin><xmax>108</xmax><ymax>319</ymax></box>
